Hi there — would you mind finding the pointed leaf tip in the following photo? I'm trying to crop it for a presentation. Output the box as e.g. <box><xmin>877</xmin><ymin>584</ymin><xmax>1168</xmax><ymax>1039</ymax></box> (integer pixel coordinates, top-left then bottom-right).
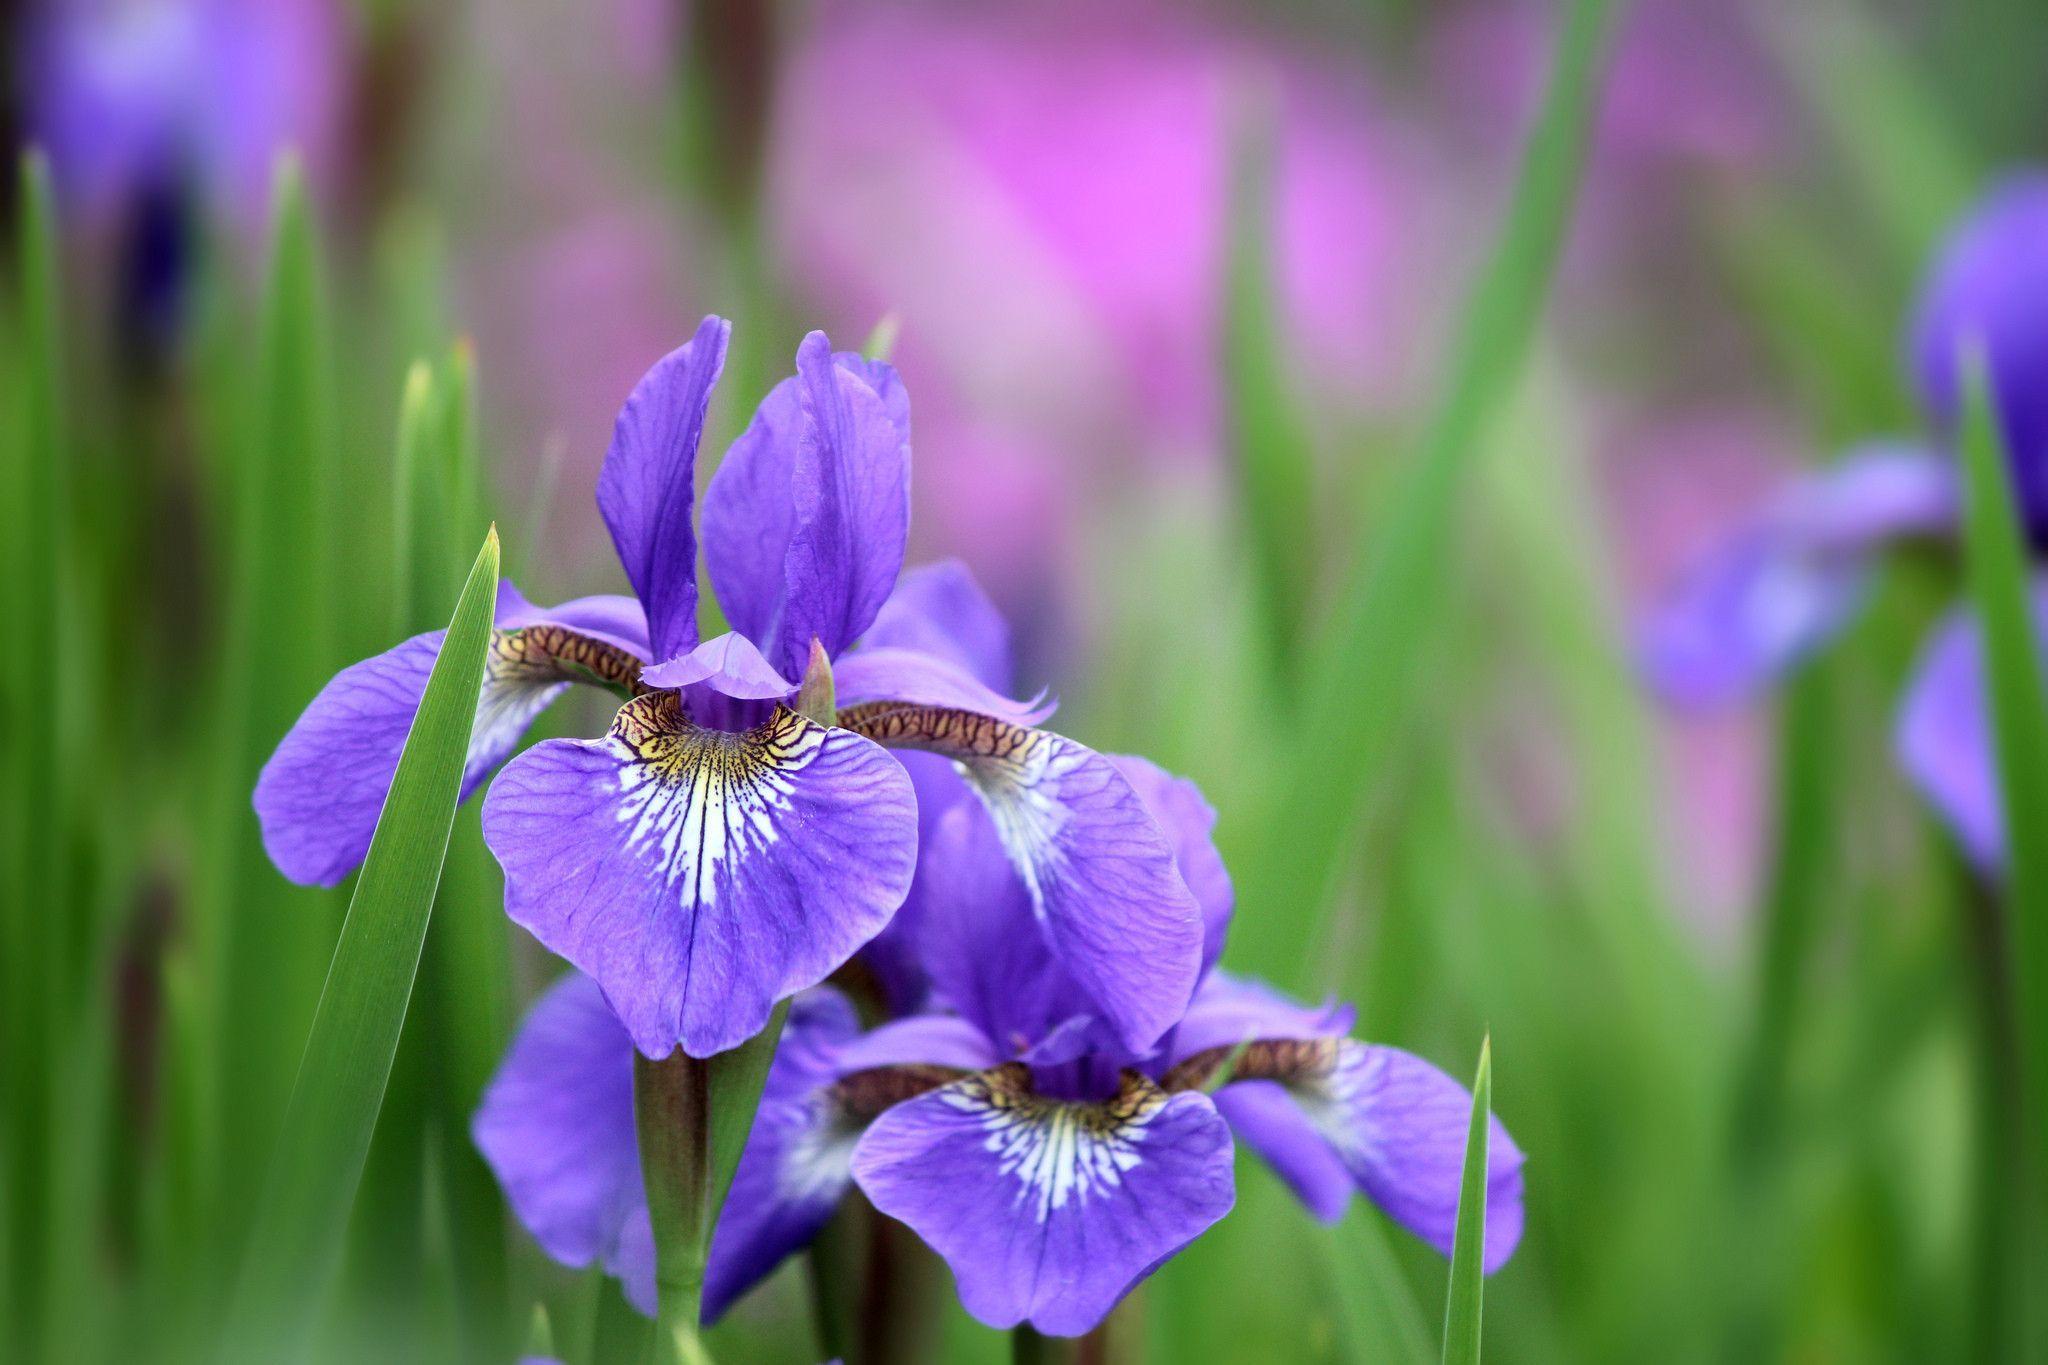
<box><xmin>1441</xmin><ymin>1037</ymin><xmax>1493</xmax><ymax>1365</ymax></box>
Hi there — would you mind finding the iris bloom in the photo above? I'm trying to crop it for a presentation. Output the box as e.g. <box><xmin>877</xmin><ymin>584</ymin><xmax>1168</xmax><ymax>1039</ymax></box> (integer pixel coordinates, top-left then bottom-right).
<box><xmin>24</xmin><ymin>0</ymin><xmax>344</xmax><ymax>347</ymax></box>
<box><xmin>1639</xmin><ymin>173</ymin><xmax>2048</xmax><ymax>871</ymax></box>
<box><xmin>475</xmin><ymin>748</ymin><xmax>1525</xmax><ymax>1336</ymax></box>
<box><xmin>257</xmin><ymin>317</ymin><xmax>1205</xmax><ymax>1058</ymax></box>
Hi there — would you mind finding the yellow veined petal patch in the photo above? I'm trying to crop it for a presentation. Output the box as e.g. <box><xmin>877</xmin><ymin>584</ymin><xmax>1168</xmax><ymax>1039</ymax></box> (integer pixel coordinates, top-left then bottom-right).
<box><xmin>941</xmin><ymin>1063</ymin><xmax>1170</xmax><ymax>1224</ymax></box>
<box><xmin>607</xmin><ymin>692</ymin><xmax>832</xmax><ymax>903</ymax></box>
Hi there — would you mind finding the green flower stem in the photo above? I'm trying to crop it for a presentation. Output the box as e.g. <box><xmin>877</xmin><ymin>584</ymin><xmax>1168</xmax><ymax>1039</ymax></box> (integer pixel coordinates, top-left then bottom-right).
<box><xmin>634</xmin><ymin>1049</ymin><xmax>716</xmax><ymax>1365</ymax></box>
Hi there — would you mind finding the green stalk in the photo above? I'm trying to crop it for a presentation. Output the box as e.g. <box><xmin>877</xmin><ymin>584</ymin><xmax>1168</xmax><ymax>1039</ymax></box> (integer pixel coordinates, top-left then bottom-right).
<box><xmin>5</xmin><ymin>148</ymin><xmax>64</xmax><ymax>1363</ymax></box>
<box><xmin>635</xmin><ymin>1050</ymin><xmax>718</xmax><ymax>1365</ymax></box>
<box><xmin>1011</xmin><ymin>1324</ymin><xmax>1067</xmax><ymax>1365</ymax></box>
<box><xmin>804</xmin><ymin>1204</ymin><xmax>860</xmax><ymax>1364</ymax></box>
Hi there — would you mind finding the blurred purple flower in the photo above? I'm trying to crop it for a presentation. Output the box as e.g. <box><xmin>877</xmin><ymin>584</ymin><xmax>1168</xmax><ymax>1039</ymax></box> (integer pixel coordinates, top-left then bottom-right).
<box><xmin>1911</xmin><ymin>173</ymin><xmax>2048</xmax><ymax>530</ymax></box>
<box><xmin>475</xmin><ymin>752</ymin><xmax>1523</xmax><ymax>1334</ymax></box>
<box><xmin>1638</xmin><ymin>172</ymin><xmax>2048</xmax><ymax>873</ymax></box>
<box><xmin>22</xmin><ymin>0</ymin><xmax>346</xmax><ymax>230</ymax></box>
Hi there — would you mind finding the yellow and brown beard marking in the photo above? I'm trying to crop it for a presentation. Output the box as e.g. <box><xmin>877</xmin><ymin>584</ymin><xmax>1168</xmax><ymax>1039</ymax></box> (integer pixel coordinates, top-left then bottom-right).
<box><xmin>835</xmin><ymin>701</ymin><xmax>1043</xmax><ymax>768</ymax></box>
<box><xmin>829</xmin><ymin>1063</ymin><xmax>971</xmax><ymax>1124</ymax></box>
<box><xmin>952</xmin><ymin>1061</ymin><xmax>1169</xmax><ymax>1131</ymax></box>
<box><xmin>1159</xmin><ymin>1037</ymin><xmax>1341</xmax><ymax>1095</ymax></box>
<box><xmin>608</xmin><ymin>689</ymin><xmax>823</xmax><ymax>781</ymax></box>
<box><xmin>491</xmin><ymin>624</ymin><xmax>649</xmax><ymax>694</ymax></box>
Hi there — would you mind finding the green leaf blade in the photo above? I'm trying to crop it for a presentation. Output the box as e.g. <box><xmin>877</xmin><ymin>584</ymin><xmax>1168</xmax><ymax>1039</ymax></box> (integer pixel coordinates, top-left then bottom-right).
<box><xmin>1955</xmin><ymin>352</ymin><xmax>2048</xmax><ymax>1358</ymax></box>
<box><xmin>1442</xmin><ymin>1037</ymin><xmax>1493</xmax><ymax>1365</ymax></box>
<box><xmin>222</xmin><ymin>525</ymin><xmax>502</xmax><ymax>1359</ymax></box>
<box><xmin>1225</xmin><ymin>95</ymin><xmax>1318</xmax><ymax>674</ymax></box>
<box><xmin>1232</xmin><ymin>0</ymin><xmax>1617</xmax><ymax>981</ymax></box>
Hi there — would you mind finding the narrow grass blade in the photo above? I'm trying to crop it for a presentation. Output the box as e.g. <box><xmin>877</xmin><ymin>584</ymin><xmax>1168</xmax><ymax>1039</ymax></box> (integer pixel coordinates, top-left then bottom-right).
<box><xmin>1234</xmin><ymin>0</ymin><xmax>1617</xmax><ymax>976</ymax></box>
<box><xmin>391</xmin><ymin>359</ymin><xmax>441</xmax><ymax>634</ymax></box>
<box><xmin>3</xmin><ymin>149</ymin><xmax>64</xmax><ymax>1360</ymax></box>
<box><xmin>216</xmin><ymin>160</ymin><xmax>342</xmax><ymax>1248</ymax></box>
<box><xmin>1320</xmin><ymin>1209</ymin><xmax>1434</xmax><ymax>1364</ymax></box>
<box><xmin>1732</xmin><ymin>663</ymin><xmax>1842</xmax><ymax>1168</ymax></box>
<box><xmin>222</xmin><ymin>526</ymin><xmax>502</xmax><ymax>1358</ymax></box>
<box><xmin>404</xmin><ymin>344</ymin><xmax>511</xmax><ymax>1361</ymax></box>
<box><xmin>1441</xmin><ymin>1038</ymin><xmax>1493</xmax><ymax>1365</ymax></box>
<box><xmin>1225</xmin><ymin>92</ymin><xmax>1317</xmax><ymax>675</ymax></box>
<box><xmin>1954</xmin><ymin>352</ymin><xmax>2048</xmax><ymax>1358</ymax></box>
<box><xmin>1759</xmin><ymin>0</ymin><xmax>1975</xmax><ymax>270</ymax></box>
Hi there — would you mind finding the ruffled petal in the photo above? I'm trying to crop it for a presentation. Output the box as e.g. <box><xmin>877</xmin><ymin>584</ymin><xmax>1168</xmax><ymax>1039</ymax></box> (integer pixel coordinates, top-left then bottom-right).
<box><xmin>838</xmin><ymin>703</ymin><xmax>1204</xmax><ymax>1054</ymax></box>
<box><xmin>702</xmin><ymin>337</ymin><xmax>912</xmax><ymax>679</ymax></box>
<box><xmin>861</xmin><ymin>559</ymin><xmax>1013</xmax><ymax>690</ymax></box>
<box><xmin>1636</xmin><ymin>445</ymin><xmax>1954</xmax><ymax>709</ymax></box>
<box><xmin>482</xmin><ymin>692</ymin><xmax>918</xmax><ymax>1058</ymax></box>
<box><xmin>1895</xmin><ymin>600</ymin><xmax>2029</xmax><ymax>872</ymax></box>
<box><xmin>851</xmin><ymin>1065</ymin><xmax>1236</xmax><ymax>1337</ymax></box>
<box><xmin>255</xmin><ymin>590</ymin><xmax>652</xmax><ymax>887</ymax></box>
<box><xmin>642</xmin><ymin>631</ymin><xmax>794</xmax><ymax>700</ymax></box>
<box><xmin>470</xmin><ymin>974</ymin><xmax>655</xmax><ymax>1314</ymax></box>
<box><xmin>774</xmin><ymin>334</ymin><xmax>913</xmax><ymax>676</ymax></box>
<box><xmin>597</xmin><ymin>315</ymin><xmax>731</xmax><ymax>661</ymax></box>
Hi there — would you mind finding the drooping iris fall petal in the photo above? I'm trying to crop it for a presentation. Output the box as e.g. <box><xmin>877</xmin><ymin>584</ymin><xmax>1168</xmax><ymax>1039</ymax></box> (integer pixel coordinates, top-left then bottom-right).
<box><xmin>483</xmin><ymin>692</ymin><xmax>917</xmax><ymax>1057</ymax></box>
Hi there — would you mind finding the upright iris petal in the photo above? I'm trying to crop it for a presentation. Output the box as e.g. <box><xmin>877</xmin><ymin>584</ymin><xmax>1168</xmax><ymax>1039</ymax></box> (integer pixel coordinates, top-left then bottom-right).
<box><xmin>597</xmin><ymin>316</ymin><xmax>730</xmax><ymax>662</ymax></box>
<box><xmin>778</xmin><ymin>335</ymin><xmax>914</xmax><ymax>676</ymax></box>
<box><xmin>701</xmin><ymin>333</ymin><xmax>912</xmax><ymax>680</ymax></box>
<box><xmin>861</xmin><ymin>558</ymin><xmax>1015</xmax><ymax>688</ymax></box>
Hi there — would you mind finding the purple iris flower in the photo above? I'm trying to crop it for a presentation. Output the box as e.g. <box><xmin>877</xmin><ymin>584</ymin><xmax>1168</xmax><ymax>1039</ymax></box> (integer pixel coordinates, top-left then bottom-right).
<box><xmin>256</xmin><ymin>317</ymin><xmax>1204</xmax><ymax>1059</ymax></box>
<box><xmin>21</xmin><ymin>0</ymin><xmax>345</xmax><ymax>354</ymax></box>
<box><xmin>1637</xmin><ymin>172</ymin><xmax>2048</xmax><ymax>873</ymax></box>
<box><xmin>474</xmin><ymin>749</ymin><xmax>1524</xmax><ymax>1336</ymax></box>
<box><xmin>23</xmin><ymin>0</ymin><xmax>344</xmax><ymax>227</ymax></box>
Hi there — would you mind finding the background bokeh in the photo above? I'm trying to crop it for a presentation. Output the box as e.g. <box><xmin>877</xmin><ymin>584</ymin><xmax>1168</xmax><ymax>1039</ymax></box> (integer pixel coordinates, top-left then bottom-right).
<box><xmin>5</xmin><ymin>0</ymin><xmax>2048</xmax><ymax>1360</ymax></box>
